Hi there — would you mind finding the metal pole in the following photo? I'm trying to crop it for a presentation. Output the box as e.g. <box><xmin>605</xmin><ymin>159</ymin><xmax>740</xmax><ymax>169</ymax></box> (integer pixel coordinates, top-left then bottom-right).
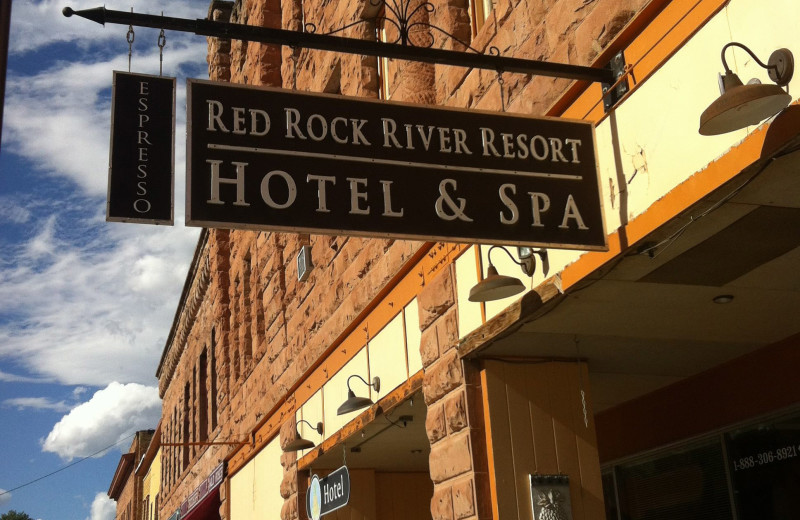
<box><xmin>0</xmin><ymin>0</ymin><xmax>12</xmax><ymax>151</ymax></box>
<box><xmin>63</xmin><ymin>6</ymin><xmax>615</xmax><ymax>84</ymax></box>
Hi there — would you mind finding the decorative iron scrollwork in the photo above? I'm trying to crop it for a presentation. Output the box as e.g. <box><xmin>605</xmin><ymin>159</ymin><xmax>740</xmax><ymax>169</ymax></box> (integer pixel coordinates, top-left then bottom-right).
<box><xmin>304</xmin><ymin>0</ymin><xmax>498</xmax><ymax>57</ymax></box>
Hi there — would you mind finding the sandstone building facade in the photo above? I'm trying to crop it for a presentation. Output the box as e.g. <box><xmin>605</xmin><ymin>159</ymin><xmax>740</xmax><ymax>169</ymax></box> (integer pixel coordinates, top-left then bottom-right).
<box><xmin>149</xmin><ymin>1</ymin><xmax>800</xmax><ymax>520</ymax></box>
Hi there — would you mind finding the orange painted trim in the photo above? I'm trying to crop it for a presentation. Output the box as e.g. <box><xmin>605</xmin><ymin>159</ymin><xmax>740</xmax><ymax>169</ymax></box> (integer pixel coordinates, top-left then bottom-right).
<box><xmin>226</xmin><ymin>241</ymin><xmax>469</xmax><ymax>476</ymax></box>
<box><xmin>561</xmin><ymin>121</ymin><xmax>772</xmax><ymax>290</ymax></box>
<box><xmin>480</xmin><ymin>368</ymin><xmax>499</xmax><ymax>520</ymax></box>
<box><xmin>554</xmin><ymin>0</ymin><xmax>728</xmax><ymax>122</ymax></box>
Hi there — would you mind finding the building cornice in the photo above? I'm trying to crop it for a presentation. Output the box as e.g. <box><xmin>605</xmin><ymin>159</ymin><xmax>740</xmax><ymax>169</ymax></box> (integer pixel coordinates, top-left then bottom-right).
<box><xmin>156</xmin><ymin>230</ymin><xmax>211</xmax><ymax>397</ymax></box>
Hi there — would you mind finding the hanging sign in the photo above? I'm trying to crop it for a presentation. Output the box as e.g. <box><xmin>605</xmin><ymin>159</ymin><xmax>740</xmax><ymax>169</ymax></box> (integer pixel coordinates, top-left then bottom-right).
<box><xmin>306</xmin><ymin>466</ymin><xmax>350</xmax><ymax>520</ymax></box>
<box><xmin>186</xmin><ymin>80</ymin><xmax>606</xmax><ymax>250</ymax></box>
<box><xmin>108</xmin><ymin>71</ymin><xmax>175</xmax><ymax>224</ymax></box>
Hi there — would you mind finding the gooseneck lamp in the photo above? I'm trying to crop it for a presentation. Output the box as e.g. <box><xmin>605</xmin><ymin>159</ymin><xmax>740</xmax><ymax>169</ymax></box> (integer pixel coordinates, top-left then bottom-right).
<box><xmin>283</xmin><ymin>419</ymin><xmax>324</xmax><ymax>452</ymax></box>
<box><xmin>468</xmin><ymin>246</ymin><xmax>547</xmax><ymax>302</ymax></box>
<box><xmin>699</xmin><ymin>43</ymin><xmax>794</xmax><ymax>135</ymax></box>
<box><xmin>337</xmin><ymin>375</ymin><xmax>381</xmax><ymax>415</ymax></box>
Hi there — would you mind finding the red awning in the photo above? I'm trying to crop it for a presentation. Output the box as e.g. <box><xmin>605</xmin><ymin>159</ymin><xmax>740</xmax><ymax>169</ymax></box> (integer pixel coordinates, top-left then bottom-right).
<box><xmin>181</xmin><ymin>488</ymin><xmax>220</xmax><ymax>520</ymax></box>
<box><xmin>180</xmin><ymin>463</ymin><xmax>225</xmax><ymax>520</ymax></box>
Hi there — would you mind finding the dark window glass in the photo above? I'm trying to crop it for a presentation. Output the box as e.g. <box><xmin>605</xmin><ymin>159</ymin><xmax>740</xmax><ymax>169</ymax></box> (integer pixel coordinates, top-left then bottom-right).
<box><xmin>602</xmin><ymin>470</ymin><xmax>620</xmax><ymax>520</ymax></box>
<box><xmin>614</xmin><ymin>439</ymin><xmax>732</xmax><ymax>520</ymax></box>
<box><xmin>725</xmin><ymin>415</ymin><xmax>800</xmax><ymax>519</ymax></box>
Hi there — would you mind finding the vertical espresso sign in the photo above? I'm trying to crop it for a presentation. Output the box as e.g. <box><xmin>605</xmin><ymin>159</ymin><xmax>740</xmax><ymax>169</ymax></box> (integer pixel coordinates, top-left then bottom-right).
<box><xmin>108</xmin><ymin>71</ymin><xmax>175</xmax><ymax>224</ymax></box>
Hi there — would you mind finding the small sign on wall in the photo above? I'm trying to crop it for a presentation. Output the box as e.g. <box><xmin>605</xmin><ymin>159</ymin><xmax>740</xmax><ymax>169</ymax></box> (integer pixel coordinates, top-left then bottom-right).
<box><xmin>307</xmin><ymin>466</ymin><xmax>350</xmax><ymax>520</ymax></box>
<box><xmin>530</xmin><ymin>474</ymin><xmax>572</xmax><ymax>520</ymax></box>
<box><xmin>108</xmin><ymin>71</ymin><xmax>175</xmax><ymax>224</ymax></box>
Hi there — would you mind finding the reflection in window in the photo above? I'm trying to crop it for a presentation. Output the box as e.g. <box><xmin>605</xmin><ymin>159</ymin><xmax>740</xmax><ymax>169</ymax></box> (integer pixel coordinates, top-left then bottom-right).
<box><xmin>613</xmin><ymin>439</ymin><xmax>731</xmax><ymax>519</ymax></box>
<box><xmin>725</xmin><ymin>414</ymin><xmax>800</xmax><ymax>519</ymax></box>
<box><xmin>469</xmin><ymin>0</ymin><xmax>493</xmax><ymax>36</ymax></box>
<box><xmin>601</xmin><ymin>410</ymin><xmax>800</xmax><ymax>520</ymax></box>
<box><xmin>377</xmin><ymin>12</ymin><xmax>391</xmax><ymax>100</ymax></box>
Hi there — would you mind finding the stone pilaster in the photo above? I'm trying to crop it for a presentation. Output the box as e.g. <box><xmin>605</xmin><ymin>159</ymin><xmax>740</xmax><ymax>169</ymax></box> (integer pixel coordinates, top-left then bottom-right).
<box><xmin>419</xmin><ymin>266</ymin><xmax>489</xmax><ymax>520</ymax></box>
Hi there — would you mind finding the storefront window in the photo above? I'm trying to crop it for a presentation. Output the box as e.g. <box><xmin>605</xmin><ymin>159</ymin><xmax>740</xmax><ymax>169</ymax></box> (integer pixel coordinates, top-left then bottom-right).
<box><xmin>613</xmin><ymin>439</ymin><xmax>731</xmax><ymax>520</ymax></box>
<box><xmin>601</xmin><ymin>410</ymin><xmax>800</xmax><ymax>520</ymax></box>
<box><xmin>725</xmin><ymin>414</ymin><xmax>800</xmax><ymax>519</ymax></box>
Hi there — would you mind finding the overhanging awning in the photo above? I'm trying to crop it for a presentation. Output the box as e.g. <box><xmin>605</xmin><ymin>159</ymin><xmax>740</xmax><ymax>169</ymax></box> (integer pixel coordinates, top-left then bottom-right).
<box><xmin>180</xmin><ymin>463</ymin><xmax>225</xmax><ymax>520</ymax></box>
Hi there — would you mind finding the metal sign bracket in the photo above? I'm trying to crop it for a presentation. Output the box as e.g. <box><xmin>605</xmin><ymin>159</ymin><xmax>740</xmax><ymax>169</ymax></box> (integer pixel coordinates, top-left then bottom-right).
<box><xmin>63</xmin><ymin>4</ymin><xmax>617</xmax><ymax>87</ymax></box>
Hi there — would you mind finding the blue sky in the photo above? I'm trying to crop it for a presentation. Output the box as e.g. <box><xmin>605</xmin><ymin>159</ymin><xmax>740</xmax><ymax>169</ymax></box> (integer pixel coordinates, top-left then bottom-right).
<box><xmin>1</xmin><ymin>2</ymin><xmax>209</xmax><ymax>519</ymax></box>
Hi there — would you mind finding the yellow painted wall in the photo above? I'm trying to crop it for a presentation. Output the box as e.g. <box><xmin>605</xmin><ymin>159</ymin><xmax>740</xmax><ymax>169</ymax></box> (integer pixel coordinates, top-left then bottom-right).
<box><xmin>368</xmin><ymin>313</ymin><xmax>408</xmax><ymax>398</ymax></box>
<box><xmin>456</xmin><ymin>0</ymin><xmax>800</xmax><ymax>335</ymax></box>
<box><xmin>230</xmin><ymin>437</ymin><xmax>283</xmax><ymax>520</ymax></box>
<box><xmin>404</xmin><ymin>299</ymin><xmax>423</xmax><ymax>376</ymax></box>
<box><xmin>141</xmin><ymin>448</ymin><xmax>161</xmax><ymax>520</ymax></box>
<box><xmin>323</xmin><ymin>348</ymin><xmax>370</xmax><ymax>439</ymax></box>
<box><xmin>297</xmin><ymin>298</ymin><xmax>424</xmax><ymax>447</ymax></box>
<box><xmin>296</xmin><ymin>389</ymin><xmax>324</xmax><ymax>458</ymax></box>
<box><xmin>456</xmin><ymin>246</ymin><xmax>482</xmax><ymax>338</ymax></box>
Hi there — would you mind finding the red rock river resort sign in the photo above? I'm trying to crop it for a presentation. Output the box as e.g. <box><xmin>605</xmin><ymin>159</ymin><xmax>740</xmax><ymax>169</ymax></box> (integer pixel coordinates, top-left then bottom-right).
<box><xmin>186</xmin><ymin>79</ymin><xmax>606</xmax><ymax>250</ymax></box>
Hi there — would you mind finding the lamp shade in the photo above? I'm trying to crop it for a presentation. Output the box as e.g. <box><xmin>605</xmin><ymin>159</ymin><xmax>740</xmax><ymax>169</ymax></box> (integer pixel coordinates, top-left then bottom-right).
<box><xmin>337</xmin><ymin>390</ymin><xmax>374</xmax><ymax>415</ymax></box>
<box><xmin>699</xmin><ymin>72</ymin><xmax>792</xmax><ymax>135</ymax></box>
<box><xmin>283</xmin><ymin>437</ymin><xmax>315</xmax><ymax>452</ymax></box>
<box><xmin>282</xmin><ymin>420</ymin><xmax>323</xmax><ymax>452</ymax></box>
<box><xmin>468</xmin><ymin>265</ymin><xmax>526</xmax><ymax>302</ymax></box>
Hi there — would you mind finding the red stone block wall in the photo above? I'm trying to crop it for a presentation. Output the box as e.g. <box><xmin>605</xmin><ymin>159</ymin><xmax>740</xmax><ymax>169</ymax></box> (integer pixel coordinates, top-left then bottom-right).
<box><xmin>418</xmin><ymin>266</ymin><xmax>492</xmax><ymax>520</ymax></box>
<box><xmin>156</xmin><ymin>1</ymin><xmax>650</xmax><ymax>519</ymax></box>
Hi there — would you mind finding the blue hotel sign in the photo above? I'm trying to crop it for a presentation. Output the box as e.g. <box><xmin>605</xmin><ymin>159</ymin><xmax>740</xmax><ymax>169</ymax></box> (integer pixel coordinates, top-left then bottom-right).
<box><xmin>306</xmin><ymin>466</ymin><xmax>351</xmax><ymax>520</ymax></box>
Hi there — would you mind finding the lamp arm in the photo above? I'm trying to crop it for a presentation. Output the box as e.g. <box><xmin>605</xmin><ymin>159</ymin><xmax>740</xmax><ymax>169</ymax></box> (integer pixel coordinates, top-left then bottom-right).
<box><xmin>487</xmin><ymin>245</ymin><xmax>524</xmax><ymax>267</ymax></box>
<box><xmin>297</xmin><ymin>419</ymin><xmax>323</xmax><ymax>435</ymax></box>
<box><xmin>297</xmin><ymin>419</ymin><xmax>314</xmax><ymax>429</ymax></box>
<box><xmin>487</xmin><ymin>245</ymin><xmax>546</xmax><ymax>272</ymax></box>
<box><xmin>721</xmin><ymin>42</ymin><xmax>776</xmax><ymax>74</ymax></box>
<box><xmin>346</xmin><ymin>374</ymin><xmax>371</xmax><ymax>390</ymax></box>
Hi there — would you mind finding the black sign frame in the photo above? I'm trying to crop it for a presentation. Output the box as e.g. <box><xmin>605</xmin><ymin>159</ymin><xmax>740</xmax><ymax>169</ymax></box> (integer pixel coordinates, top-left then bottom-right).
<box><xmin>108</xmin><ymin>71</ymin><xmax>175</xmax><ymax>225</ymax></box>
<box><xmin>187</xmin><ymin>80</ymin><xmax>607</xmax><ymax>250</ymax></box>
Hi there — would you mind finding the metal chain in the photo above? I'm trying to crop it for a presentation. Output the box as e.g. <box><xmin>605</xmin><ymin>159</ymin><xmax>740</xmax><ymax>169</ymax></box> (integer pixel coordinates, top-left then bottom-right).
<box><xmin>497</xmin><ymin>71</ymin><xmax>506</xmax><ymax>112</ymax></box>
<box><xmin>126</xmin><ymin>17</ymin><xmax>135</xmax><ymax>73</ymax></box>
<box><xmin>158</xmin><ymin>25</ymin><xmax>167</xmax><ymax>77</ymax></box>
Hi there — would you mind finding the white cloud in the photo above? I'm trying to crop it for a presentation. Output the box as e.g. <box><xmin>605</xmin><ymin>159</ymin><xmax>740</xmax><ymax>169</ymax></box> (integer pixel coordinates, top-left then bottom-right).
<box><xmin>0</xmin><ymin>213</ymin><xmax>199</xmax><ymax>385</ymax></box>
<box><xmin>42</xmin><ymin>382</ymin><xmax>161</xmax><ymax>461</ymax></box>
<box><xmin>88</xmin><ymin>492</ymin><xmax>117</xmax><ymax>520</ymax></box>
<box><xmin>0</xmin><ymin>197</ymin><xmax>32</xmax><ymax>224</ymax></box>
<box><xmin>3</xmin><ymin>41</ymin><xmax>205</xmax><ymax>198</ymax></box>
<box><xmin>3</xmin><ymin>397</ymin><xmax>72</xmax><ymax>412</ymax></box>
<box><xmin>0</xmin><ymin>489</ymin><xmax>10</xmax><ymax>505</ymax></box>
<box><xmin>0</xmin><ymin>0</ymin><xmax>208</xmax><ymax>389</ymax></box>
<box><xmin>0</xmin><ymin>369</ymin><xmax>50</xmax><ymax>383</ymax></box>
<box><xmin>23</xmin><ymin>216</ymin><xmax>59</xmax><ymax>260</ymax></box>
